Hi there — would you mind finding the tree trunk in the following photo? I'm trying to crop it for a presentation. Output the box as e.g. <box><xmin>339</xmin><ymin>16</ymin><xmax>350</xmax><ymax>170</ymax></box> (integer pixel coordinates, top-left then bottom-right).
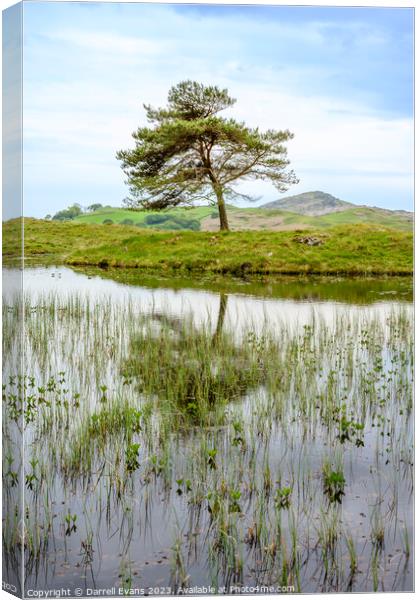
<box><xmin>215</xmin><ymin>186</ymin><xmax>230</xmax><ymax>231</ymax></box>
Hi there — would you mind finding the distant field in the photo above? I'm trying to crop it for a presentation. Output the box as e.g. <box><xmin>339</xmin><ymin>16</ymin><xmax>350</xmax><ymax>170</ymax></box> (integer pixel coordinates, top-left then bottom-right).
<box><xmin>319</xmin><ymin>207</ymin><xmax>413</xmax><ymax>229</ymax></box>
<box><xmin>73</xmin><ymin>205</ymin><xmax>413</xmax><ymax>232</ymax></box>
<box><xmin>3</xmin><ymin>218</ymin><xmax>413</xmax><ymax>276</ymax></box>
<box><xmin>75</xmin><ymin>205</ymin><xmax>215</xmax><ymax>226</ymax></box>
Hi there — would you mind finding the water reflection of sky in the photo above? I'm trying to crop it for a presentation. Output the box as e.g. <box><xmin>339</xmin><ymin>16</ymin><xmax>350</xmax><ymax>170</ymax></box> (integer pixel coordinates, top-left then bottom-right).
<box><xmin>5</xmin><ymin>266</ymin><xmax>413</xmax><ymax>333</ymax></box>
<box><xmin>2</xmin><ymin>265</ymin><xmax>413</xmax><ymax>593</ymax></box>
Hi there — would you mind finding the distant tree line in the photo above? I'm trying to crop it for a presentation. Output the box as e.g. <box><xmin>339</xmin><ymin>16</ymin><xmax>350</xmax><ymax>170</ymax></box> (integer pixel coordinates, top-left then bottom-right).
<box><xmin>45</xmin><ymin>203</ymin><xmax>104</xmax><ymax>221</ymax></box>
<box><xmin>100</xmin><ymin>214</ymin><xmax>200</xmax><ymax>231</ymax></box>
<box><xmin>143</xmin><ymin>214</ymin><xmax>200</xmax><ymax>230</ymax></box>
<box><xmin>44</xmin><ymin>203</ymin><xmax>201</xmax><ymax>231</ymax></box>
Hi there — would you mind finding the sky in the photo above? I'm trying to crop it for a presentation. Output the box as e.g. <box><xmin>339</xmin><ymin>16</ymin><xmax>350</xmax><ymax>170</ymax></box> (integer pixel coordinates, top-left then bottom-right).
<box><xmin>5</xmin><ymin>1</ymin><xmax>415</xmax><ymax>217</ymax></box>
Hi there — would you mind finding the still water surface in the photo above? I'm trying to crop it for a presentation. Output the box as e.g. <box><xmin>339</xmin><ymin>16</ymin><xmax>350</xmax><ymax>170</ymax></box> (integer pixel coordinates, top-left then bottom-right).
<box><xmin>2</xmin><ymin>267</ymin><xmax>413</xmax><ymax>594</ymax></box>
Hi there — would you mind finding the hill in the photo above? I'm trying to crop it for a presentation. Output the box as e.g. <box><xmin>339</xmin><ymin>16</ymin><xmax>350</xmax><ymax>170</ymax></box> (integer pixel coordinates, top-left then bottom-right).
<box><xmin>261</xmin><ymin>191</ymin><xmax>356</xmax><ymax>215</ymax></box>
<box><xmin>260</xmin><ymin>191</ymin><xmax>413</xmax><ymax>226</ymax></box>
<box><xmin>71</xmin><ymin>201</ymin><xmax>412</xmax><ymax>232</ymax></box>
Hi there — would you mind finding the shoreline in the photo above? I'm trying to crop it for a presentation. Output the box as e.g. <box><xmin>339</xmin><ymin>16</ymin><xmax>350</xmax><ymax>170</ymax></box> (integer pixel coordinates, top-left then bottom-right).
<box><xmin>3</xmin><ymin>219</ymin><xmax>413</xmax><ymax>278</ymax></box>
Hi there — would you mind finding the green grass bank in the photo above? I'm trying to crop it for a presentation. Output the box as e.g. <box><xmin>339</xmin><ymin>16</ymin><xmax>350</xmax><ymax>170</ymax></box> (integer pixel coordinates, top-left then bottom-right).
<box><xmin>3</xmin><ymin>218</ymin><xmax>413</xmax><ymax>276</ymax></box>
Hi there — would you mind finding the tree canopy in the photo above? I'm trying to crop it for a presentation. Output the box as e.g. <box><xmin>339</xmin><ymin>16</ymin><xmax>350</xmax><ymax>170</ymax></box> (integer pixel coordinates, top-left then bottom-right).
<box><xmin>117</xmin><ymin>81</ymin><xmax>298</xmax><ymax>231</ymax></box>
<box><xmin>88</xmin><ymin>203</ymin><xmax>103</xmax><ymax>212</ymax></box>
<box><xmin>52</xmin><ymin>203</ymin><xmax>83</xmax><ymax>221</ymax></box>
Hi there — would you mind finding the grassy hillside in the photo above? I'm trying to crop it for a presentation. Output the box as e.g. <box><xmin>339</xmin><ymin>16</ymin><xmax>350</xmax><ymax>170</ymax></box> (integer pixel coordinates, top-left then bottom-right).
<box><xmin>3</xmin><ymin>218</ymin><xmax>413</xmax><ymax>276</ymax></box>
<box><xmin>3</xmin><ymin>218</ymin><xmax>137</xmax><ymax>261</ymax></box>
<box><xmin>75</xmin><ymin>205</ymin><xmax>216</xmax><ymax>226</ymax></box>
<box><xmin>72</xmin><ymin>204</ymin><xmax>413</xmax><ymax>232</ymax></box>
<box><xmin>320</xmin><ymin>207</ymin><xmax>413</xmax><ymax>229</ymax></box>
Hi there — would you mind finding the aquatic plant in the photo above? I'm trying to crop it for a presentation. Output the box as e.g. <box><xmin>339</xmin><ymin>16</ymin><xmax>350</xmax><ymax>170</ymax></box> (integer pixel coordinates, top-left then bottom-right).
<box><xmin>1</xmin><ymin>287</ymin><xmax>413</xmax><ymax>593</ymax></box>
<box><xmin>322</xmin><ymin>463</ymin><xmax>346</xmax><ymax>504</ymax></box>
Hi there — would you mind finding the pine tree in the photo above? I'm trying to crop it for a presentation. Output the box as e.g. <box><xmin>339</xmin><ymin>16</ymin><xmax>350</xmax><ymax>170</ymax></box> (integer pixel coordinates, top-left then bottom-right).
<box><xmin>117</xmin><ymin>81</ymin><xmax>298</xmax><ymax>231</ymax></box>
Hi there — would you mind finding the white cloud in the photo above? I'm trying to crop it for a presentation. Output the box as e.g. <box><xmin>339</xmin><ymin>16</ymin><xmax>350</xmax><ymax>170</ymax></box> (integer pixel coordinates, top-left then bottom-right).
<box><xmin>47</xmin><ymin>30</ymin><xmax>164</xmax><ymax>56</ymax></box>
<box><xmin>226</xmin><ymin>82</ymin><xmax>413</xmax><ymax>181</ymax></box>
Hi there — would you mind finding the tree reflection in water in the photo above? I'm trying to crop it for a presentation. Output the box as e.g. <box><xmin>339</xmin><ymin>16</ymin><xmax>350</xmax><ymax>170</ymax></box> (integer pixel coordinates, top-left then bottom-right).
<box><xmin>122</xmin><ymin>294</ymin><xmax>269</xmax><ymax>425</ymax></box>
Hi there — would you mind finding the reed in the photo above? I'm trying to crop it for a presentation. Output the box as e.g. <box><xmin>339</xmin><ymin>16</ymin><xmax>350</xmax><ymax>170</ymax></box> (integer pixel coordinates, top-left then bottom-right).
<box><xmin>2</xmin><ymin>289</ymin><xmax>413</xmax><ymax>592</ymax></box>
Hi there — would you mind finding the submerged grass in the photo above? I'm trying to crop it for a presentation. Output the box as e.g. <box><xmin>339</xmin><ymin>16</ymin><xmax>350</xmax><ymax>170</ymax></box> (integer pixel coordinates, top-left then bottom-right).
<box><xmin>2</xmin><ymin>284</ymin><xmax>413</xmax><ymax>593</ymax></box>
<box><xmin>122</xmin><ymin>310</ymin><xmax>274</xmax><ymax>425</ymax></box>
